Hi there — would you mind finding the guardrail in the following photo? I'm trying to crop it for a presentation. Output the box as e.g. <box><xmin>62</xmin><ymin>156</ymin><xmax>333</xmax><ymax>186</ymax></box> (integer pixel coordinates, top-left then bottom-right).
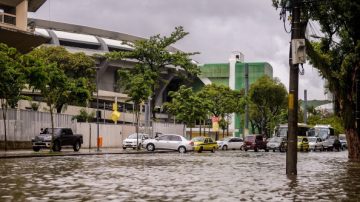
<box><xmin>0</xmin><ymin>12</ymin><xmax>16</xmax><ymax>26</ymax></box>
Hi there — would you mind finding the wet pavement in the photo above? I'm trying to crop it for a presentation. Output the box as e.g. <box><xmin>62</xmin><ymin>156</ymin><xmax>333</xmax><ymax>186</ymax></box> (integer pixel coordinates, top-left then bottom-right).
<box><xmin>0</xmin><ymin>150</ymin><xmax>359</xmax><ymax>201</ymax></box>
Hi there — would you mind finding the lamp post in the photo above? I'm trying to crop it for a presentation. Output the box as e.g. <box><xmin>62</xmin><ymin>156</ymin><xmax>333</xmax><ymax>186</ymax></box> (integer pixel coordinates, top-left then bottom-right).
<box><xmin>96</xmin><ymin>66</ymin><xmax>100</xmax><ymax>152</ymax></box>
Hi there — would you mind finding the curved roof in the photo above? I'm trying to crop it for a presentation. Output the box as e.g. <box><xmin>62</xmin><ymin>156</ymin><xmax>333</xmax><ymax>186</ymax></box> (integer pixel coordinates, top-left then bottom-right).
<box><xmin>30</xmin><ymin>18</ymin><xmax>179</xmax><ymax>53</ymax></box>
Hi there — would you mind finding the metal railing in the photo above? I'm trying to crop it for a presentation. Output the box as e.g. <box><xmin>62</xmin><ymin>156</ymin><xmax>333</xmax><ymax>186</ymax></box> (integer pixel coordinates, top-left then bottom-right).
<box><xmin>0</xmin><ymin>12</ymin><xmax>16</xmax><ymax>26</ymax></box>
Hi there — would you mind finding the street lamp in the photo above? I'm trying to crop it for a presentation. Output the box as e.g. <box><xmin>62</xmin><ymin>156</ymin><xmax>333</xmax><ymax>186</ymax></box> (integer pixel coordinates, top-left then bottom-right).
<box><xmin>96</xmin><ymin>66</ymin><xmax>100</xmax><ymax>152</ymax></box>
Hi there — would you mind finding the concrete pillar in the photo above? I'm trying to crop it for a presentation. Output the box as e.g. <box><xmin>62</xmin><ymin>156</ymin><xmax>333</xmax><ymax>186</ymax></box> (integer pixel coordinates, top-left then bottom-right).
<box><xmin>16</xmin><ymin>0</ymin><xmax>28</xmax><ymax>31</ymax></box>
<box><xmin>229</xmin><ymin>51</ymin><xmax>243</xmax><ymax>136</ymax></box>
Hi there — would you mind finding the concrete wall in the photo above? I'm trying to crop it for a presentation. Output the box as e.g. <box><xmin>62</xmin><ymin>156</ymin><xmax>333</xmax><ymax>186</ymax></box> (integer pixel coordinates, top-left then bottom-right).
<box><xmin>0</xmin><ymin>109</ymin><xmax>185</xmax><ymax>149</ymax></box>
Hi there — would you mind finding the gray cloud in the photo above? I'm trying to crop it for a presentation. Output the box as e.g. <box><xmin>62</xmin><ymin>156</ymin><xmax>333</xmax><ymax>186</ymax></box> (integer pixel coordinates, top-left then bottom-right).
<box><xmin>30</xmin><ymin>0</ymin><xmax>326</xmax><ymax>100</ymax></box>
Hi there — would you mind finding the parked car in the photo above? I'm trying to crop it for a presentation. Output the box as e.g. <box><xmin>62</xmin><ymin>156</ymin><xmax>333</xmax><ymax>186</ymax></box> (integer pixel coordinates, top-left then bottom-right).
<box><xmin>31</xmin><ymin>127</ymin><xmax>83</xmax><ymax>152</ymax></box>
<box><xmin>308</xmin><ymin>137</ymin><xmax>324</xmax><ymax>151</ymax></box>
<box><xmin>297</xmin><ymin>136</ymin><xmax>309</xmax><ymax>152</ymax></box>
<box><xmin>192</xmin><ymin>136</ymin><xmax>218</xmax><ymax>153</ymax></box>
<box><xmin>244</xmin><ymin>135</ymin><xmax>269</xmax><ymax>152</ymax></box>
<box><xmin>322</xmin><ymin>135</ymin><xmax>343</xmax><ymax>151</ymax></box>
<box><xmin>339</xmin><ymin>134</ymin><xmax>347</xmax><ymax>150</ymax></box>
<box><xmin>266</xmin><ymin>137</ymin><xmax>286</xmax><ymax>152</ymax></box>
<box><xmin>122</xmin><ymin>133</ymin><xmax>149</xmax><ymax>150</ymax></box>
<box><xmin>142</xmin><ymin>134</ymin><xmax>192</xmax><ymax>153</ymax></box>
<box><xmin>217</xmin><ymin>137</ymin><xmax>244</xmax><ymax>150</ymax></box>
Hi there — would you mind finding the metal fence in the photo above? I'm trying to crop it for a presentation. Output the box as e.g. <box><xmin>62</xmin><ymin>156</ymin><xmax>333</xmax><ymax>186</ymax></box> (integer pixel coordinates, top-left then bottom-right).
<box><xmin>0</xmin><ymin>109</ymin><xmax>76</xmax><ymax>141</ymax></box>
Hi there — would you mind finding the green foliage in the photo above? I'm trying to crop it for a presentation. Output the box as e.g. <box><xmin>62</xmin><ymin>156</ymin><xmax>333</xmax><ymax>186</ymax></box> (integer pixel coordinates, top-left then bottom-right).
<box><xmin>72</xmin><ymin>108</ymin><xmax>95</xmax><ymax>122</ymax></box>
<box><xmin>307</xmin><ymin>115</ymin><xmax>345</xmax><ymax>135</ymax></box>
<box><xmin>0</xmin><ymin>43</ymin><xmax>26</xmax><ymax>109</ymax></box>
<box><xmin>106</xmin><ymin>27</ymin><xmax>200</xmax><ymax>117</ymax></box>
<box><xmin>0</xmin><ymin>43</ymin><xmax>27</xmax><ymax>150</ymax></box>
<box><xmin>248</xmin><ymin>76</ymin><xmax>288</xmax><ymax>136</ymax></box>
<box><xmin>198</xmin><ymin>84</ymin><xmax>244</xmax><ymax>118</ymax></box>
<box><xmin>164</xmin><ymin>85</ymin><xmax>209</xmax><ymax>128</ymax></box>
<box><xmin>28</xmin><ymin>46</ymin><xmax>95</xmax><ymax>113</ymax></box>
<box><xmin>302</xmin><ymin>0</ymin><xmax>360</xmax><ymax>130</ymax></box>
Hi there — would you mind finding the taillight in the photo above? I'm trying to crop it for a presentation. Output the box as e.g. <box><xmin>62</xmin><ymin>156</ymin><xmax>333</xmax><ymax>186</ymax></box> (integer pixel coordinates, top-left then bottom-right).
<box><xmin>189</xmin><ymin>141</ymin><xmax>194</xmax><ymax>146</ymax></box>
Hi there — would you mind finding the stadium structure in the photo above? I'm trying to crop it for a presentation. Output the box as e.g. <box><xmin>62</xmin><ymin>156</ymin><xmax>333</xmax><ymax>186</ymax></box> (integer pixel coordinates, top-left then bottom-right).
<box><xmin>0</xmin><ymin>0</ymin><xmax>273</xmax><ymax>136</ymax></box>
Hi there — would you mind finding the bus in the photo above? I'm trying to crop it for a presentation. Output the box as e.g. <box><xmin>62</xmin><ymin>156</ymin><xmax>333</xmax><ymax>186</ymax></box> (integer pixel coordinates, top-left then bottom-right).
<box><xmin>307</xmin><ymin>124</ymin><xmax>335</xmax><ymax>140</ymax></box>
<box><xmin>274</xmin><ymin>123</ymin><xmax>312</xmax><ymax>138</ymax></box>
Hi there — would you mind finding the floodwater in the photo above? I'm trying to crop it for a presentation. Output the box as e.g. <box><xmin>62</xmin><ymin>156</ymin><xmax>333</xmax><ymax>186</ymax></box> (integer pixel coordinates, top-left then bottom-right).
<box><xmin>0</xmin><ymin>151</ymin><xmax>359</xmax><ymax>201</ymax></box>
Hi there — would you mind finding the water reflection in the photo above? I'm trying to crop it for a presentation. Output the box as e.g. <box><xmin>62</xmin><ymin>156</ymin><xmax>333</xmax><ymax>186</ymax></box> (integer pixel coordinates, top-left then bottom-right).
<box><xmin>0</xmin><ymin>151</ymin><xmax>359</xmax><ymax>201</ymax></box>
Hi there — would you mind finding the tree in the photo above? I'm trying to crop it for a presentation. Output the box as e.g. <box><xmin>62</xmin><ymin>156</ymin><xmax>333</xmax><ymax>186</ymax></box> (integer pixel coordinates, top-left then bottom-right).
<box><xmin>198</xmin><ymin>84</ymin><xmax>244</xmax><ymax>140</ymax></box>
<box><xmin>0</xmin><ymin>43</ymin><xmax>26</xmax><ymax>151</ymax></box>
<box><xmin>164</xmin><ymin>85</ymin><xmax>209</xmax><ymax>139</ymax></box>
<box><xmin>28</xmin><ymin>46</ymin><xmax>95</xmax><ymax>113</ymax></box>
<box><xmin>72</xmin><ymin>108</ymin><xmax>95</xmax><ymax>122</ymax></box>
<box><xmin>307</xmin><ymin>114</ymin><xmax>345</xmax><ymax>135</ymax></box>
<box><xmin>273</xmin><ymin>0</ymin><xmax>360</xmax><ymax>160</ymax></box>
<box><xmin>248</xmin><ymin>76</ymin><xmax>287</xmax><ymax>137</ymax></box>
<box><xmin>25</xmin><ymin>53</ymin><xmax>93</xmax><ymax>151</ymax></box>
<box><xmin>107</xmin><ymin>27</ymin><xmax>200</xmax><ymax>118</ymax></box>
<box><xmin>117</xmin><ymin>68</ymin><xmax>155</xmax><ymax>149</ymax></box>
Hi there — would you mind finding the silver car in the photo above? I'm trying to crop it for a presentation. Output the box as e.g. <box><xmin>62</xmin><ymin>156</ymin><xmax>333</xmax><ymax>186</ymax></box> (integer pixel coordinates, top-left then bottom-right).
<box><xmin>142</xmin><ymin>134</ymin><xmax>193</xmax><ymax>153</ymax></box>
<box><xmin>122</xmin><ymin>133</ymin><xmax>149</xmax><ymax>150</ymax></box>
<box><xmin>308</xmin><ymin>137</ymin><xmax>324</xmax><ymax>151</ymax></box>
<box><xmin>218</xmin><ymin>137</ymin><xmax>244</xmax><ymax>150</ymax></box>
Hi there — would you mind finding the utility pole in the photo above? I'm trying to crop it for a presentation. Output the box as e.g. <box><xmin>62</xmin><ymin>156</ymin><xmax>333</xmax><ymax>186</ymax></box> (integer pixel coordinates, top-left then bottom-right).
<box><xmin>286</xmin><ymin>0</ymin><xmax>302</xmax><ymax>175</ymax></box>
<box><xmin>304</xmin><ymin>89</ymin><xmax>307</xmax><ymax>124</ymax></box>
<box><xmin>244</xmin><ymin>63</ymin><xmax>249</xmax><ymax>136</ymax></box>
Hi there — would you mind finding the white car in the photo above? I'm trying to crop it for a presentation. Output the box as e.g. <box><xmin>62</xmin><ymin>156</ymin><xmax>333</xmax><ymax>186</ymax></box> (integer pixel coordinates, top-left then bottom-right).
<box><xmin>122</xmin><ymin>133</ymin><xmax>149</xmax><ymax>150</ymax></box>
<box><xmin>142</xmin><ymin>134</ymin><xmax>193</xmax><ymax>153</ymax></box>
<box><xmin>308</xmin><ymin>137</ymin><xmax>324</xmax><ymax>151</ymax></box>
<box><xmin>218</xmin><ymin>137</ymin><xmax>244</xmax><ymax>150</ymax></box>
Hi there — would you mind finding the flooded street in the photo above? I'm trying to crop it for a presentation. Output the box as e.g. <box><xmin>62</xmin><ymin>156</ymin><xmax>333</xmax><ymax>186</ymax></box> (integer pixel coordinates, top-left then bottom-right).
<box><xmin>0</xmin><ymin>151</ymin><xmax>359</xmax><ymax>201</ymax></box>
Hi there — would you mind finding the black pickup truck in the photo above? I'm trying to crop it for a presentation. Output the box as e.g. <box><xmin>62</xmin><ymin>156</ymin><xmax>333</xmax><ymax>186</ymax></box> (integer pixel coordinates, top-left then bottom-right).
<box><xmin>31</xmin><ymin>127</ymin><xmax>83</xmax><ymax>152</ymax></box>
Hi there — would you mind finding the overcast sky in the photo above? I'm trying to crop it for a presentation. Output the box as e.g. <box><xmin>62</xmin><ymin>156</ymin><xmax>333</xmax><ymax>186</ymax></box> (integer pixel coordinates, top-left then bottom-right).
<box><xmin>30</xmin><ymin>0</ymin><xmax>327</xmax><ymax>100</ymax></box>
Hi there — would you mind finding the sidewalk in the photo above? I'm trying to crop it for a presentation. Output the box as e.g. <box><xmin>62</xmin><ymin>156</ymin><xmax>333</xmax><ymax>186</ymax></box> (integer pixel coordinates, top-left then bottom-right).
<box><xmin>0</xmin><ymin>148</ymin><xmax>173</xmax><ymax>159</ymax></box>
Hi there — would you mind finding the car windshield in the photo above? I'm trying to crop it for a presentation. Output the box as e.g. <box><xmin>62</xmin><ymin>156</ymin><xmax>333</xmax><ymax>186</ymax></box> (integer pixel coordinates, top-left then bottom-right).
<box><xmin>308</xmin><ymin>137</ymin><xmax>316</xmax><ymax>142</ymax></box>
<box><xmin>192</xmin><ymin>137</ymin><xmax>205</xmax><ymax>142</ymax></box>
<box><xmin>339</xmin><ymin>135</ymin><xmax>346</xmax><ymax>140</ymax></box>
<box><xmin>41</xmin><ymin>128</ymin><xmax>61</xmax><ymax>135</ymax></box>
<box><xmin>127</xmin><ymin>134</ymin><xmax>143</xmax><ymax>139</ymax></box>
<box><xmin>276</xmin><ymin>127</ymin><xmax>287</xmax><ymax>137</ymax></box>
<box><xmin>245</xmin><ymin>136</ymin><xmax>255</xmax><ymax>141</ymax></box>
<box><xmin>269</xmin><ymin>137</ymin><xmax>282</xmax><ymax>143</ymax></box>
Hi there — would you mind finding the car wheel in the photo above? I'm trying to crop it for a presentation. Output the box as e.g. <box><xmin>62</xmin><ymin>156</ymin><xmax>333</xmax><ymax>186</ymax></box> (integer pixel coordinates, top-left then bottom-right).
<box><xmin>146</xmin><ymin>144</ymin><xmax>155</xmax><ymax>151</ymax></box>
<box><xmin>265</xmin><ymin>148</ymin><xmax>269</xmax><ymax>152</ymax></box>
<box><xmin>211</xmin><ymin>147</ymin><xmax>216</xmax><ymax>153</ymax></box>
<box><xmin>132</xmin><ymin>147</ymin><xmax>136</xmax><ymax>150</ymax></box>
<box><xmin>32</xmin><ymin>146</ymin><xmax>40</xmax><ymax>152</ymax></box>
<box><xmin>244</xmin><ymin>148</ymin><xmax>248</xmax><ymax>152</ymax></box>
<box><xmin>137</xmin><ymin>144</ymin><xmax>142</xmax><ymax>150</ymax></box>
<box><xmin>273</xmin><ymin>149</ymin><xmax>276</xmax><ymax>152</ymax></box>
<box><xmin>122</xmin><ymin>147</ymin><xmax>126</xmax><ymax>150</ymax></box>
<box><xmin>240</xmin><ymin>145</ymin><xmax>244</xmax><ymax>150</ymax></box>
<box><xmin>254</xmin><ymin>147</ymin><xmax>258</xmax><ymax>152</ymax></box>
<box><xmin>178</xmin><ymin>146</ymin><xmax>186</xmax><ymax>153</ymax></box>
<box><xmin>198</xmin><ymin>147</ymin><xmax>203</xmax><ymax>153</ymax></box>
<box><xmin>223</xmin><ymin>145</ymin><xmax>228</xmax><ymax>150</ymax></box>
<box><xmin>52</xmin><ymin>141</ymin><xmax>61</xmax><ymax>152</ymax></box>
<box><xmin>73</xmin><ymin>141</ymin><xmax>81</xmax><ymax>152</ymax></box>
<box><xmin>321</xmin><ymin>146</ymin><xmax>324</xmax><ymax>151</ymax></box>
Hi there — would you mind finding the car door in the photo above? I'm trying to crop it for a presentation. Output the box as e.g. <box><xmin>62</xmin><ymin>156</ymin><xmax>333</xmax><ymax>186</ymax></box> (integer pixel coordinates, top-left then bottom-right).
<box><xmin>156</xmin><ymin>135</ymin><xmax>171</xmax><ymax>149</ymax></box>
<box><xmin>317</xmin><ymin>138</ymin><xmax>323</xmax><ymax>148</ymax></box>
<box><xmin>203</xmin><ymin>138</ymin><xmax>210</xmax><ymax>150</ymax></box>
<box><xmin>169</xmin><ymin>135</ymin><xmax>182</xmax><ymax>150</ymax></box>
<box><xmin>232</xmin><ymin>138</ymin><xmax>242</xmax><ymax>149</ymax></box>
<box><xmin>227</xmin><ymin>138</ymin><xmax>235</xmax><ymax>149</ymax></box>
<box><xmin>60</xmin><ymin>129</ymin><xmax>71</xmax><ymax>145</ymax></box>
